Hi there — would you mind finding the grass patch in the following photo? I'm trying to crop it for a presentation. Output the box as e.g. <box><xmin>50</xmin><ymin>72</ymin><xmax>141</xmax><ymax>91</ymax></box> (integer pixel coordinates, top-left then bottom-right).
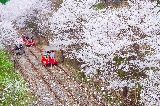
<box><xmin>93</xmin><ymin>3</ymin><xmax>104</xmax><ymax>10</ymax></box>
<box><xmin>117</xmin><ymin>69</ymin><xmax>147</xmax><ymax>80</ymax></box>
<box><xmin>112</xmin><ymin>53</ymin><xmax>148</xmax><ymax>80</ymax></box>
<box><xmin>0</xmin><ymin>49</ymin><xmax>35</xmax><ymax>106</ymax></box>
<box><xmin>113</xmin><ymin>55</ymin><xmax>125</xmax><ymax>65</ymax></box>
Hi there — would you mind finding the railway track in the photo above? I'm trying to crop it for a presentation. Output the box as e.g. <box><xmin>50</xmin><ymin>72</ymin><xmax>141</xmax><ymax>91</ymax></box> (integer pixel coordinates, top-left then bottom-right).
<box><xmin>31</xmin><ymin>46</ymin><xmax>106</xmax><ymax>106</ymax></box>
<box><xmin>4</xmin><ymin>42</ymin><xmax>106</xmax><ymax>105</ymax></box>
<box><xmin>28</xmin><ymin>47</ymin><xmax>88</xmax><ymax>105</ymax></box>
<box><xmin>15</xmin><ymin>52</ymin><xmax>63</xmax><ymax>105</ymax></box>
<box><xmin>2</xmin><ymin>31</ymin><xmax>107</xmax><ymax>105</ymax></box>
<box><xmin>24</xmin><ymin>52</ymin><xmax>63</xmax><ymax>104</ymax></box>
<box><xmin>25</xmin><ymin>47</ymin><xmax>80</xmax><ymax>105</ymax></box>
<box><xmin>4</xmin><ymin>43</ymin><xmax>81</xmax><ymax>105</ymax></box>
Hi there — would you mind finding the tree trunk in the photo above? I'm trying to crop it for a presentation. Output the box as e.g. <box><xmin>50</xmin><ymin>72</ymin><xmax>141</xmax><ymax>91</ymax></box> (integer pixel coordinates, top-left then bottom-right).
<box><xmin>60</xmin><ymin>49</ymin><xmax>64</xmax><ymax>63</ymax></box>
<box><xmin>123</xmin><ymin>86</ymin><xmax>128</xmax><ymax>97</ymax></box>
<box><xmin>35</xmin><ymin>31</ymin><xmax>40</xmax><ymax>45</ymax></box>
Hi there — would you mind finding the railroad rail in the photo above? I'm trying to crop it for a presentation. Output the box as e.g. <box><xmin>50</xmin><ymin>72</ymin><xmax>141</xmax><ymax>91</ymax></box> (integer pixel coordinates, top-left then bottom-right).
<box><xmin>2</xmin><ymin>34</ymin><xmax>105</xmax><ymax>105</ymax></box>
<box><xmin>4</xmin><ymin>42</ymin><xmax>106</xmax><ymax>105</ymax></box>
<box><xmin>24</xmin><ymin>52</ymin><xmax>63</xmax><ymax>104</ymax></box>
<box><xmin>26</xmin><ymin>48</ymin><xmax>80</xmax><ymax>105</ymax></box>
<box><xmin>33</xmin><ymin>46</ymin><xmax>106</xmax><ymax>106</ymax></box>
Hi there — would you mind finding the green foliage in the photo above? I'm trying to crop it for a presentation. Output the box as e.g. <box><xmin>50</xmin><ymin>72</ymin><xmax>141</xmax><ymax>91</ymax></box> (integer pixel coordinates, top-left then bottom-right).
<box><xmin>106</xmin><ymin>96</ymin><xmax>112</xmax><ymax>101</ymax></box>
<box><xmin>59</xmin><ymin>0</ymin><xmax>63</xmax><ymax>3</ymax></box>
<box><xmin>136</xmin><ymin>82</ymin><xmax>142</xmax><ymax>91</ymax></box>
<box><xmin>113</xmin><ymin>55</ymin><xmax>125</xmax><ymax>65</ymax></box>
<box><xmin>0</xmin><ymin>0</ymin><xmax>9</xmax><ymax>5</ymax></box>
<box><xmin>93</xmin><ymin>3</ymin><xmax>104</xmax><ymax>10</ymax></box>
<box><xmin>105</xmin><ymin>95</ymin><xmax>118</xmax><ymax>104</ymax></box>
<box><xmin>94</xmin><ymin>82</ymin><xmax>101</xmax><ymax>90</ymax></box>
<box><xmin>0</xmin><ymin>49</ymin><xmax>34</xmax><ymax>106</ymax></box>
<box><xmin>157</xmin><ymin>0</ymin><xmax>160</xmax><ymax>13</ymax></box>
<box><xmin>117</xmin><ymin>69</ymin><xmax>126</xmax><ymax>79</ymax></box>
<box><xmin>113</xmin><ymin>54</ymin><xmax>147</xmax><ymax>80</ymax></box>
<box><xmin>157</xmin><ymin>0</ymin><xmax>160</xmax><ymax>5</ymax></box>
<box><xmin>76</xmin><ymin>71</ymin><xmax>87</xmax><ymax>83</ymax></box>
<box><xmin>28</xmin><ymin>22</ymin><xmax>38</xmax><ymax>32</ymax></box>
<box><xmin>117</xmin><ymin>68</ymin><xmax>147</xmax><ymax>80</ymax></box>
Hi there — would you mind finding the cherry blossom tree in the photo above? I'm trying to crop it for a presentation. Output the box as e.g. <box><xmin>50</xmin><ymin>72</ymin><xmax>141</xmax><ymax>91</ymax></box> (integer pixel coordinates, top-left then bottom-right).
<box><xmin>0</xmin><ymin>0</ymin><xmax>159</xmax><ymax>105</ymax></box>
<box><xmin>49</xmin><ymin>0</ymin><xmax>160</xmax><ymax>105</ymax></box>
<box><xmin>0</xmin><ymin>0</ymin><xmax>52</xmax><ymax>45</ymax></box>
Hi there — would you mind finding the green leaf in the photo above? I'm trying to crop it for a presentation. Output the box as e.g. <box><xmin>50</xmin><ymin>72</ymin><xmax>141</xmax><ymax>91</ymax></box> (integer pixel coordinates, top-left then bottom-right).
<box><xmin>0</xmin><ymin>0</ymin><xmax>9</xmax><ymax>5</ymax></box>
<box><xmin>157</xmin><ymin>0</ymin><xmax>160</xmax><ymax>5</ymax></box>
<box><xmin>93</xmin><ymin>3</ymin><xmax>104</xmax><ymax>10</ymax></box>
<box><xmin>136</xmin><ymin>82</ymin><xmax>142</xmax><ymax>91</ymax></box>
